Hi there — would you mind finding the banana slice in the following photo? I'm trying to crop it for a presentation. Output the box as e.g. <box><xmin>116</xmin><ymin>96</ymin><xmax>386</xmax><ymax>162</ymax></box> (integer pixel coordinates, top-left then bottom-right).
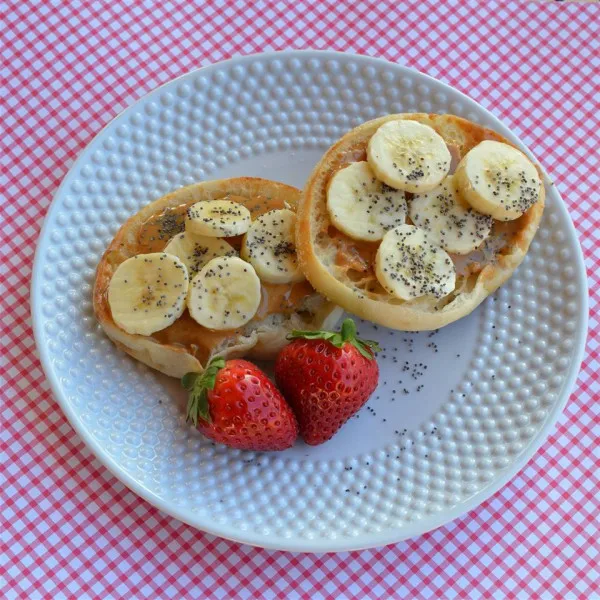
<box><xmin>164</xmin><ymin>231</ymin><xmax>236</xmax><ymax>278</ymax></box>
<box><xmin>326</xmin><ymin>161</ymin><xmax>407</xmax><ymax>242</ymax></box>
<box><xmin>367</xmin><ymin>120</ymin><xmax>451</xmax><ymax>193</ymax></box>
<box><xmin>375</xmin><ymin>224</ymin><xmax>456</xmax><ymax>301</ymax></box>
<box><xmin>241</xmin><ymin>209</ymin><xmax>304</xmax><ymax>284</ymax></box>
<box><xmin>108</xmin><ymin>252</ymin><xmax>189</xmax><ymax>336</ymax></box>
<box><xmin>455</xmin><ymin>140</ymin><xmax>541</xmax><ymax>221</ymax></box>
<box><xmin>409</xmin><ymin>174</ymin><xmax>493</xmax><ymax>255</ymax></box>
<box><xmin>186</xmin><ymin>200</ymin><xmax>251</xmax><ymax>237</ymax></box>
<box><xmin>187</xmin><ymin>256</ymin><xmax>261</xmax><ymax>330</ymax></box>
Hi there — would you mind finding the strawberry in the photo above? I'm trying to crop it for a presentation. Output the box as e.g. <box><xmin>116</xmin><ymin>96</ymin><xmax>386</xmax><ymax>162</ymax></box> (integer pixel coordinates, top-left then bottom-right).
<box><xmin>182</xmin><ymin>357</ymin><xmax>298</xmax><ymax>451</ymax></box>
<box><xmin>274</xmin><ymin>318</ymin><xmax>380</xmax><ymax>445</ymax></box>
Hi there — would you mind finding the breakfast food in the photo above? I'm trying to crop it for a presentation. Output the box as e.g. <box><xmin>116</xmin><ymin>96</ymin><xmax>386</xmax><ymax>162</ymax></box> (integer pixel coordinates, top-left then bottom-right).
<box><xmin>274</xmin><ymin>318</ymin><xmax>380</xmax><ymax>445</ymax></box>
<box><xmin>182</xmin><ymin>358</ymin><xmax>298</xmax><ymax>451</ymax></box>
<box><xmin>94</xmin><ymin>111</ymin><xmax>546</xmax><ymax>451</ymax></box>
<box><xmin>297</xmin><ymin>113</ymin><xmax>545</xmax><ymax>330</ymax></box>
<box><xmin>93</xmin><ymin>178</ymin><xmax>341</xmax><ymax>378</ymax></box>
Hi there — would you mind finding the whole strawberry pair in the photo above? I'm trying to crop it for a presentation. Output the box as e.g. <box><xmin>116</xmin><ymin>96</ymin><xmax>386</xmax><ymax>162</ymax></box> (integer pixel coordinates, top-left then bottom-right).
<box><xmin>182</xmin><ymin>318</ymin><xmax>380</xmax><ymax>450</ymax></box>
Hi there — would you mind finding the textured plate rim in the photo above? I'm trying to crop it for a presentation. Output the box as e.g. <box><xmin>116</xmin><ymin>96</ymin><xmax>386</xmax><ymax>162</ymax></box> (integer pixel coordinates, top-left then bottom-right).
<box><xmin>31</xmin><ymin>49</ymin><xmax>589</xmax><ymax>552</ymax></box>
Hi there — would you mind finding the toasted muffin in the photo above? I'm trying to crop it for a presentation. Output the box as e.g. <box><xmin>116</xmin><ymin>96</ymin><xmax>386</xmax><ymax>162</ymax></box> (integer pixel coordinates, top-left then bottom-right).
<box><xmin>296</xmin><ymin>114</ymin><xmax>545</xmax><ymax>331</ymax></box>
<box><xmin>94</xmin><ymin>178</ymin><xmax>341</xmax><ymax>378</ymax></box>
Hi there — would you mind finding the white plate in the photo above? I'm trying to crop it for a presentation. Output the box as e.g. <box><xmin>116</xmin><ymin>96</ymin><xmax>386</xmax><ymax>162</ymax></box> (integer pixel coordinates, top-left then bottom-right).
<box><xmin>32</xmin><ymin>51</ymin><xmax>588</xmax><ymax>552</ymax></box>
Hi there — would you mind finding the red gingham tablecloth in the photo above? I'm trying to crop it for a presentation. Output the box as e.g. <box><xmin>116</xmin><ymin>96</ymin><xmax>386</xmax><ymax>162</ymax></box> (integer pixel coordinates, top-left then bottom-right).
<box><xmin>2</xmin><ymin>1</ymin><xmax>599</xmax><ymax>598</ymax></box>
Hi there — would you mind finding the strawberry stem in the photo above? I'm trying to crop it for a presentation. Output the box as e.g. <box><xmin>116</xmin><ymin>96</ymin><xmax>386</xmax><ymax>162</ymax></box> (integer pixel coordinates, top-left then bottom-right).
<box><xmin>287</xmin><ymin>318</ymin><xmax>380</xmax><ymax>360</ymax></box>
<box><xmin>341</xmin><ymin>318</ymin><xmax>357</xmax><ymax>343</ymax></box>
<box><xmin>181</xmin><ymin>356</ymin><xmax>225</xmax><ymax>427</ymax></box>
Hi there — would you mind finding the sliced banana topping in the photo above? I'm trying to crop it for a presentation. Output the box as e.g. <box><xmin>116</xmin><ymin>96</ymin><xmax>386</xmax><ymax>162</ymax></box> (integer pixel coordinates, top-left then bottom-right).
<box><xmin>187</xmin><ymin>256</ymin><xmax>261</xmax><ymax>330</ymax></box>
<box><xmin>409</xmin><ymin>174</ymin><xmax>493</xmax><ymax>255</ymax></box>
<box><xmin>186</xmin><ymin>200</ymin><xmax>251</xmax><ymax>237</ymax></box>
<box><xmin>326</xmin><ymin>161</ymin><xmax>407</xmax><ymax>242</ymax></box>
<box><xmin>455</xmin><ymin>140</ymin><xmax>541</xmax><ymax>221</ymax></box>
<box><xmin>164</xmin><ymin>230</ymin><xmax>236</xmax><ymax>278</ymax></box>
<box><xmin>241</xmin><ymin>209</ymin><xmax>304</xmax><ymax>284</ymax></box>
<box><xmin>375</xmin><ymin>224</ymin><xmax>456</xmax><ymax>301</ymax></box>
<box><xmin>108</xmin><ymin>252</ymin><xmax>189</xmax><ymax>336</ymax></box>
<box><xmin>367</xmin><ymin>120</ymin><xmax>451</xmax><ymax>193</ymax></box>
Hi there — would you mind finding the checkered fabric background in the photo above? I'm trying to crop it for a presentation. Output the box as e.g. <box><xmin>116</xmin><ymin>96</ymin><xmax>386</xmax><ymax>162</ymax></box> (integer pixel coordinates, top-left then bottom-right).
<box><xmin>2</xmin><ymin>1</ymin><xmax>599</xmax><ymax>598</ymax></box>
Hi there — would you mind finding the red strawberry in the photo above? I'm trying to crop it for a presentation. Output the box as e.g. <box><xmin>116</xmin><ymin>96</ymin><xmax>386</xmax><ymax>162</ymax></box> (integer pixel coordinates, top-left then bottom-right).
<box><xmin>274</xmin><ymin>318</ymin><xmax>380</xmax><ymax>445</ymax></box>
<box><xmin>182</xmin><ymin>358</ymin><xmax>298</xmax><ymax>451</ymax></box>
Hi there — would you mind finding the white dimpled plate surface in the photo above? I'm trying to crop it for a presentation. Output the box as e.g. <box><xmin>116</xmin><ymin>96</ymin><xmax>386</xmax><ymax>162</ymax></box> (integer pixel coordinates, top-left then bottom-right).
<box><xmin>32</xmin><ymin>51</ymin><xmax>587</xmax><ymax>552</ymax></box>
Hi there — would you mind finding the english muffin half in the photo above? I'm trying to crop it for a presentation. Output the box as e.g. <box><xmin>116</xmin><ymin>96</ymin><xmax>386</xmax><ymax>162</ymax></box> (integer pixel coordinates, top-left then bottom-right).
<box><xmin>94</xmin><ymin>178</ymin><xmax>341</xmax><ymax>378</ymax></box>
<box><xmin>296</xmin><ymin>114</ymin><xmax>545</xmax><ymax>331</ymax></box>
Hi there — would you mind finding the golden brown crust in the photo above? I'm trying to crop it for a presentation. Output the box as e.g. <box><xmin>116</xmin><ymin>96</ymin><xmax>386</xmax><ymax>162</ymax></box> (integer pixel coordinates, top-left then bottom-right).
<box><xmin>297</xmin><ymin>114</ymin><xmax>545</xmax><ymax>331</ymax></box>
<box><xmin>94</xmin><ymin>178</ymin><xmax>341</xmax><ymax>378</ymax></box>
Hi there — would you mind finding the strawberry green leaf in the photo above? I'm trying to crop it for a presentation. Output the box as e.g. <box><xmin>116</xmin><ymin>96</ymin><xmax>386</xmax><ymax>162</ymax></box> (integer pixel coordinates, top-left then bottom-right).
<box><xmin>181</xmin><ymin>356</ymin><xmax>225</xmax><ymax>427</ymax></box>
<box><xmin>181</xmin><ymin>372</ymin><xmax>200</xmax><ymax>390</ymax></box>
<box><xmin>287</xmin><ymin>318</ymin><xmax>381</xmax><ymax>359</ymax></box>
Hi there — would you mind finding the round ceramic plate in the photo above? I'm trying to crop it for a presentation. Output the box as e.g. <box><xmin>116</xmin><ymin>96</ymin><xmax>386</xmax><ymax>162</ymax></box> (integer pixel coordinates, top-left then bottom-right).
<box><xmin>32</xmin><ymin>51</ymin><xmax>587</xmax><ymax>552</ymax></box>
